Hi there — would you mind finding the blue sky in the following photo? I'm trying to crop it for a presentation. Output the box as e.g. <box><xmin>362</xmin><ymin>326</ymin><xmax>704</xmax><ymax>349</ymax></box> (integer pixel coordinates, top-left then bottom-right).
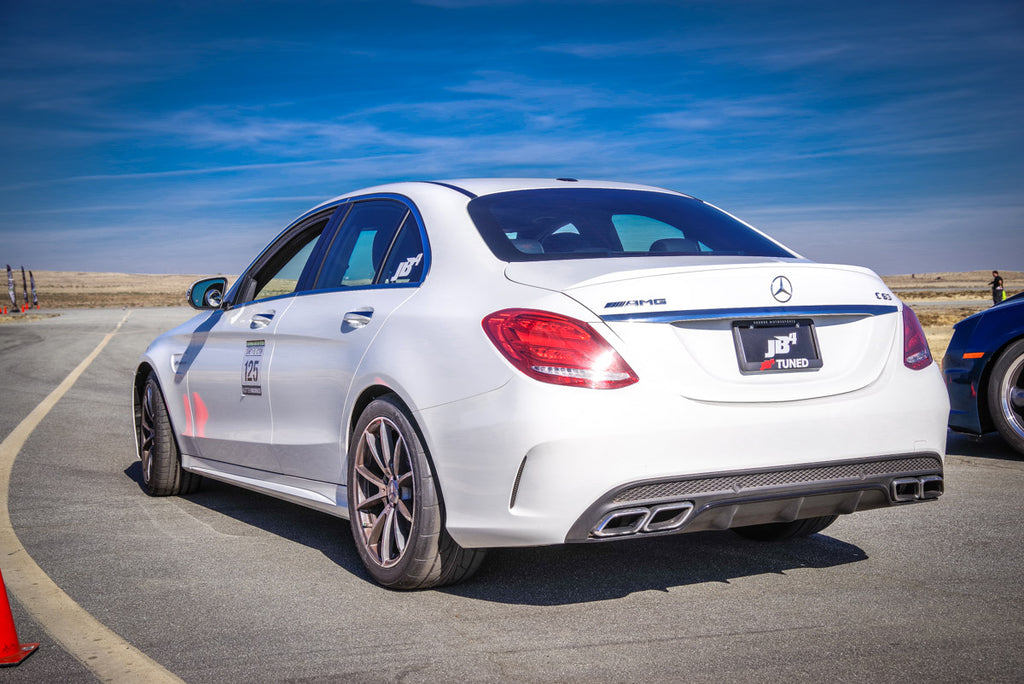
<box><xmin>1</xmin><ymin>0</ymin><xmax>1021</xmax><ymax>275</ymax></box>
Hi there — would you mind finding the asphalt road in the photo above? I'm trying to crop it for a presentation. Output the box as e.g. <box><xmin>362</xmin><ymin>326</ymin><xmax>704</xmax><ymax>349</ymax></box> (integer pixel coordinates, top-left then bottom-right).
<box><xmin>1</xmin><ymin>308</ymin><xmax>1022</xmax><ymax>683</ymax></box>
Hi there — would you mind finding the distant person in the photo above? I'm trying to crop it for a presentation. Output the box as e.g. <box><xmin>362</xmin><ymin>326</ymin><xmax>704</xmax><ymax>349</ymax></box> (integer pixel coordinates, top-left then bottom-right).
<box><xmin>989</xmin><ymin>270</ymin><xmax>1004</xmax><ymax>305</ymax></box>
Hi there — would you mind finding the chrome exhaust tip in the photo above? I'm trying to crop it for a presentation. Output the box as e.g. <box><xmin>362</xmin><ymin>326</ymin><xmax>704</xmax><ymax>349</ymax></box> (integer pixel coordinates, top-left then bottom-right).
<box><xmin>891</xmin><ymin>476</ymin><xmax>943</xmax><ymax>502</ymax></box>
<box><xmin>920</xmin><ymin>475</ymin><xmax>944</xmax><ymax>499</ymax></box>
<box><xmin>592</xmin><ymin>502</ymin><xmax>695</xmax><ymax>538</ymax></box>
<box><xmin>891</xmin><ymin>477</ymin><xmax>922</xmax><ymax>502</ymax></box>
<box><xmin>592</xmin><ymin>508</ymin><xmax>650</xmax><ymax>538</ymax></box>
<box><xmin>642</xmin><ymin>502</ymin><xmax>694</xmax><ymax>533</ymax></box>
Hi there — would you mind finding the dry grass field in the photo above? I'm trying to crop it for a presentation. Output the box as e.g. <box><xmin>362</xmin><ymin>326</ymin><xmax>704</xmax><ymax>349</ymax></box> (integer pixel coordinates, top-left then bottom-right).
<box><xmin>882</xmin><ymin>270</ymin><xmax>1021</xmax><ymax>358</ymax></box>
<box><xmin>1</xmin><ymin>269</ymin><xmax>1018</xmax><ymax>360</ymax></box>
<box><xmin>2</xmin><ymin>271</ymin><xmax>228</xmax><ymax>309</ymax></box>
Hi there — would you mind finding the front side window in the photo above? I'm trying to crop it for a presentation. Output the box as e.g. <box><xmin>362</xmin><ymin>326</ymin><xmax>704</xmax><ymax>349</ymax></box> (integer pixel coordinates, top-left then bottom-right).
<box><xmin>613</xmin><ymin>214</ymin><xmax>707</xmax><ymax>252</ymax></box>
<box><xmin>467</xmin><ymin>188</ymin><xmax>794</xmax><ymax>262</ymax></box>
<box><xmin>240</xmin><ymin>211</ymin><xmax>334</xmax><ymax>304</ymax></box>
<box><xmin>254</xmin><ymin>235</ymin><xmax>321</xmax><ymax>300</ymax></box>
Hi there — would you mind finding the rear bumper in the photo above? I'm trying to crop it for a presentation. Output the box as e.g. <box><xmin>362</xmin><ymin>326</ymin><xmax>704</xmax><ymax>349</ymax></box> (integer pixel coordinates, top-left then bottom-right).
<box><xmin>565</xmin><ymin>453</ymin><xmax>943</xmax><ymax>542</ymax></box>
<box><xmin>416</xmin><ymin>353</ymin><xmax>948</xmax><ymax>549</ymax></box>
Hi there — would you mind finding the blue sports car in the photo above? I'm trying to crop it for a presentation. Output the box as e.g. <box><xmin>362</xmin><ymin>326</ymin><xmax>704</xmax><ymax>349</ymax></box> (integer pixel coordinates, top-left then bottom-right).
<box><xmin>943</xmin><ymin>292</ymin><xmax>1024</xmax><ymax>455</ymax></box>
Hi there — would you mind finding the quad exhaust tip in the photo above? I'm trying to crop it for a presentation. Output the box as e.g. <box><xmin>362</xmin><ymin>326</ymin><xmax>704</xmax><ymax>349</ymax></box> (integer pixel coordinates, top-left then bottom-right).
<box><xmin>592</xmin><ymin>475</ymin><xmax>943</xmax><ymax>538</ymax></box>
<box><xmin>592</xmin><ymin>502</ymin><xmax>694</xmax><ymax>538</ymax></box>
<box><xmin>891</xmin><ymin>476</ymin><xmax>943</xmax><ymax>502</ymax></box>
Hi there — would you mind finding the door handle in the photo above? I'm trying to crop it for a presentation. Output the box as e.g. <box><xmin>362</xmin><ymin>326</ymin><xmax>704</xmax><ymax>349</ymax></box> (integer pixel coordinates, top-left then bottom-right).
<box><xmin>250</xmin><ymin>312</ymin><xmax>275</xmax><ymax>329</ymax></box>
<box><xmin>342</xmin><ymin>308</ymin><xmax>374</xmax><ymax>330</ymax></box>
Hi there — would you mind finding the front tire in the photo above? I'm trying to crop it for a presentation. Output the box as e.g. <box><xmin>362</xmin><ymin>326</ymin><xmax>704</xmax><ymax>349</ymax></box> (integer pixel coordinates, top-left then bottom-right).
<box><xmin>732</xmin><ymin>515</ymin><xmax>839</xmax><ymax>541</ymax></box>
<box><xmin>348</xmin><ymin>396</ymin><xmax>485</xmax><ymax>589</ymax></box>
<box><xmin>137</xmin><ymin>373</ymin><xmax>201</xmax><ymax>496</ymax></box>
<box><xmin>987</xmin><ymin>339</ymin><xmax>1024</xmax><ymax>455</ymax></box>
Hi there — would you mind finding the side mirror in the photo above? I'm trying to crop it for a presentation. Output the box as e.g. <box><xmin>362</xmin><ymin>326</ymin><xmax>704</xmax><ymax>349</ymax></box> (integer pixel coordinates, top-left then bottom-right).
<box><xmin>187</xmin><ymin>277</ymin><xmax>228</xmax><ymax>310</ymax></box>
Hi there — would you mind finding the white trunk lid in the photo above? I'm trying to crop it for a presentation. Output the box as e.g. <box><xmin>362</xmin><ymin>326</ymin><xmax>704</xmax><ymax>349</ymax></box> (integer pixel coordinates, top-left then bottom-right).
<box><xmin>506</xmin><ymin>258</ymin><xmax>901</xmax><ymax>402</ymax></box>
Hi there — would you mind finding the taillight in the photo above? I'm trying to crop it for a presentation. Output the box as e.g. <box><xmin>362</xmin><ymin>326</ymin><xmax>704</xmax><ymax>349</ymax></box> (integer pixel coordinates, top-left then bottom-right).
<box><xmin>482</xmin><ymin>308</ymin><xmax>638</xmax><ymax>389</ymax></box>
<box><xmin>902</xmin><ymin>305</ymin><xmax>933</xmax><ymax>370</ymax></box>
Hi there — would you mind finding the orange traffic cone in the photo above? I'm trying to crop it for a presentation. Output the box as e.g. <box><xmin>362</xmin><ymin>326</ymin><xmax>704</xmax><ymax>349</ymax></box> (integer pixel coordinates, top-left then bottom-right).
<box><xmin>0</xmin><ymin>570</ymin><xmax>38</xmax><ymax>666</ymax></box>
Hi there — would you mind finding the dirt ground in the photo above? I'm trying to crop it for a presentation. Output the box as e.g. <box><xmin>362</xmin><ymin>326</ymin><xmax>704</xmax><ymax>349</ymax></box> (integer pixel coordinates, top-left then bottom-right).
<box><xmin>0</xmin><ymin>269</ymin><xmax>1018</xmax><ymax>360</ymax></box>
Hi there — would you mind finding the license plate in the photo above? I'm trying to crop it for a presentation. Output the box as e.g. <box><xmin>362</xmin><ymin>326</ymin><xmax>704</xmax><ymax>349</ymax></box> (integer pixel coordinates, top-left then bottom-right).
<box><xmin>732</xmin><ymin>319</ymin><xmax>822</xmax><ymax>373</ymax></box>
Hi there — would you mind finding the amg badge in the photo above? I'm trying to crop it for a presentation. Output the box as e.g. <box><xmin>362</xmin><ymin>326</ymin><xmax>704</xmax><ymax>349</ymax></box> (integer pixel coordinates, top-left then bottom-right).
<box><xmin>604</xmin><ymin>298</ymin><xmax>667</xmax><ymax>309</ymax></box>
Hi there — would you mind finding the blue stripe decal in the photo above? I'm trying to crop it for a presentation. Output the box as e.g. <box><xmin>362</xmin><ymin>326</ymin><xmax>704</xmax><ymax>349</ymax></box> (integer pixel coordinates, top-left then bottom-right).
<box><xmin>601</xmin><ymin>304</ymin><xmax>899</xmax><ymax>323</ymax></box>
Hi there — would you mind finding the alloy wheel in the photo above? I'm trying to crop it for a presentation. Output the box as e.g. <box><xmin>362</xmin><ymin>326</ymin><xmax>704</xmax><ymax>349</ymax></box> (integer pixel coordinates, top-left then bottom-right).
<box><xmin>140</xmin><ymin>383</ymin><xmax>156</xmax><ymax>483</ymax></box>
<box><xmin>999</xmin><ymin>354</ymin><xmax>1024</xmax><ymax>441</ymax></box>
<box><xmin>352</xmin><ymin>416</ymin><xmax>415</xmax><ymax>568</ymax></box>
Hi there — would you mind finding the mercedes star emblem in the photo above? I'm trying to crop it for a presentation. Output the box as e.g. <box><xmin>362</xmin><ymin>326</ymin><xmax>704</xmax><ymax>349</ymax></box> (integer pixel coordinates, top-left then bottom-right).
<box><xmin>771</xmin><ymin>276</ymin><xmax>793</xmax><ymax>303</ymax></box>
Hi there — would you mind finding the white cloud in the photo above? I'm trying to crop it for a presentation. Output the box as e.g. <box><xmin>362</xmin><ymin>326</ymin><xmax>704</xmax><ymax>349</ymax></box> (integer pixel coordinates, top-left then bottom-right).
<box><xmin>742</xmin><ymin>195</ymin><xmax>1024</xmax><ymax>275</ymax></box>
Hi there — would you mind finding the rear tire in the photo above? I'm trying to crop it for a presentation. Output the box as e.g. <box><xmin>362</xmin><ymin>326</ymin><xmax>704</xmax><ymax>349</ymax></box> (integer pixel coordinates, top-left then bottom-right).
<box><xmin>732</xmin><ymin>515</ymin><xmax>838</xmax><ymax>541</ymax></box>
<box><xmin>137</xmin><ymin>373</ymin><xmax>201</xmax><ymax>496</ymax></box>
<box><xmin>348</xmin><ymin>396</ymin><xmax>486</xmax><ymax>589</ymax></box>
<box><xmin>986</xmin><ymin>339</ymin><xmax>1024</xmax><ymax>456</ymax></box>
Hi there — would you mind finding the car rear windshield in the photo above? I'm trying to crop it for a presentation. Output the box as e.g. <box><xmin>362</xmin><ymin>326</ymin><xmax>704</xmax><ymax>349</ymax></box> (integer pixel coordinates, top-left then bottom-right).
<box><xmin>467</xmin><ymin>188</ymin><xmax>795</xmax><ymax>262</ymax></box>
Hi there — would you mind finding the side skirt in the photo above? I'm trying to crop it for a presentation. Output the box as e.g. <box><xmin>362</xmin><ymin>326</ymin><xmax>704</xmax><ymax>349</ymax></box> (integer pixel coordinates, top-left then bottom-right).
<box><xmin>181</xmin><ymin>454</ymin><xmax>350</xmax><ymax>520</ymax></box>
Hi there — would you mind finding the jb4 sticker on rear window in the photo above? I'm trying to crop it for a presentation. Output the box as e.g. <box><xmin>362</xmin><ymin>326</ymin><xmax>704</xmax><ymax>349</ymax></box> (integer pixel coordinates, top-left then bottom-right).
<box><xmin>242</xmin><ymin>340</ymin><xmax>265</xmax><ymax>395</ymax></box>
<box><xmin>394</xmin><ymin>253</ymin><xmax>422</xmax><ymax>280</ymax></box>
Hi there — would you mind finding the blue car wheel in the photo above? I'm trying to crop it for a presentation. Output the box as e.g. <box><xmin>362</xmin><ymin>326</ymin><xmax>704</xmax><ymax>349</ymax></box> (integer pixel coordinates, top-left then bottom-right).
<box><xmin>987</xmin><ymin>339</ymin><xmax>1024</xmax><ymax>455</ymax></box>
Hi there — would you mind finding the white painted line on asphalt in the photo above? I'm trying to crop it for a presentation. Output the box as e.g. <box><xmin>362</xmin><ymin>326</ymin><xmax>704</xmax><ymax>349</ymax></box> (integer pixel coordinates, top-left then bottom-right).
<box><xmin>0</xmin><ymin>311</ymin><xmax>185</xmax><ymax>683</ymax></box>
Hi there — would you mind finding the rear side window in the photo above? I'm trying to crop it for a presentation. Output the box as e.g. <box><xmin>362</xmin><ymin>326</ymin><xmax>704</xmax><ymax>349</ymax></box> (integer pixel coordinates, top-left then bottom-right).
<box><xmin>315</xmin><ymin>200</ymin><xmax>409</xmax><ymax>288</ymax></box>
<box><xmin>467</xmin><ymin>188</ymin><xmax>794</xmax><ymax>262</ymax></box>
<box><xmin>380</xmin><ymin>219</ymin><xmax>425</xmax><ymax>284</ymax></box>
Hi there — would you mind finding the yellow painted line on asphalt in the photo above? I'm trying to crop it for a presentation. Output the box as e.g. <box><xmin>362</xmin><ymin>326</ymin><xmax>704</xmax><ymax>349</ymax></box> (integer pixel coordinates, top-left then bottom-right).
<box><xmin>0</xmin><ymin>311</ymin><xmax>185</xmax><ymax>683</ymax></box>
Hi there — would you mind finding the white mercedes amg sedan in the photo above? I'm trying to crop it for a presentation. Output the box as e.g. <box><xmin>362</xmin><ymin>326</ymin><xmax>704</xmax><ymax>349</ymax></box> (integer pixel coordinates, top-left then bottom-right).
<box><xmin>134</xmin><ymin>179</ymin><xmax>948</xmax><ymax>589</ymax></box>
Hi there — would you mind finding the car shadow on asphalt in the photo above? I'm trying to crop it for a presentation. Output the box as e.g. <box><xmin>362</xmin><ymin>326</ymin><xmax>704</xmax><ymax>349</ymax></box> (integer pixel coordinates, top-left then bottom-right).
<box><xmin>445</xmin><ymin>531</ymin><xmax>867</xmax><ymax>606</ymax></box>
<box><xmin>124</xmin><ymin>462</ymin><xmax>867</xmax><ymax>605</ymax></box>
<box><xmin>946</xmin><ymin>430</ymin><xmax>1022</xmax><ymax>462</ymax></box>
<box><xmin>123</xmin><ymin>462</ymin><xmax>367</xmax><ymax>576</ymax></box>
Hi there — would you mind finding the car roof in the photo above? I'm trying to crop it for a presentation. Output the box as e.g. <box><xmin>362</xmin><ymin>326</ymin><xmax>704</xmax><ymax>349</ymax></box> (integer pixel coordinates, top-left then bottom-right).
<box><xmin>425</xmin><ymin>178</ymin><xmax>691</xmax><ymax>198</ymax></box>
<box><xmin>305</xmin><ymin>178</ymin><xmax>692</xmax><ymax>214</ymax></box>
